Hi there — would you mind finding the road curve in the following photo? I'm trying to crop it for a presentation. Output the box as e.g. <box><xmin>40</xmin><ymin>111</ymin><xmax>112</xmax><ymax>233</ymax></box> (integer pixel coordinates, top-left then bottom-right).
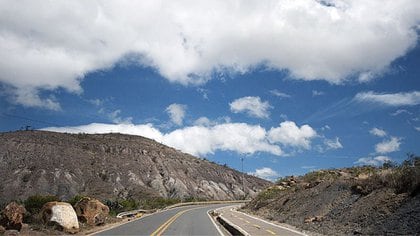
<box><xmin>95</xmin><ymin>203</ymin><xmax>235</xmax><ymax>236</ymax></box>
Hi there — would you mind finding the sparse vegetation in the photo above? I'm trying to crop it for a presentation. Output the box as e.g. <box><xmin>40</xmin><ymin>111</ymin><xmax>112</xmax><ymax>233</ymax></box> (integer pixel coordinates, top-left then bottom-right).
<box><xmin>24</xmin><ymin>195</ymin><xmax>60</xmax><ymax>215</ymax></box>
<box><xmin>302</xmin><ymin>170</ymin><xmax>341</xmax><ymax>183</ymax></box>
<box><xmin>104</xmin><ymin>197</ymin><xmax>182</xmax><ymax>215</ymax></box>
<box><xmin>243</xmin><ymin>154</ymin><xmax>420</xmax><ymax>235</ymax></box>
<box><xmin>352</xmin><ymin>154</ymin><xmax>420</xmax><ymax>196</ymax></box>
<box><xmin>255</xmin><ymin>187</ymin><xmax>283</xmax><ymax>201</ymax></box>
<box><xmin>67</xmin><ymin>195</ymin><xmax>87</xmax><ymax>206</ymax></box>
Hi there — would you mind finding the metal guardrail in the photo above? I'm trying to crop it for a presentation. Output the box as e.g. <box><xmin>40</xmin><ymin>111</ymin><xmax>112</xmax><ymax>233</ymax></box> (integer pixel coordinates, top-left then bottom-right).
<box><xmin>116</xmin><ymin>209</ymin><xmax>154</xmax><ymax>218</ymax></box>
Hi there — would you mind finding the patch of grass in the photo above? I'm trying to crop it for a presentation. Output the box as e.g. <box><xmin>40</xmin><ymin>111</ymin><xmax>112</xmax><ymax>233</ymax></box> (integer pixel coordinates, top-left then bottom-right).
<box><xmin>24</xmin><ymin>195</ymin><xmax>60</xmax><ymax>215</ymax></box>
<box><xmin>104</xmin><ymin>197</ymin><xmax>182</xmax><ymax>215</ymax></box>
<box><xmin>302</xmin><ymin>170</ymin><xmax>340</xmax><ymax>183</ymax></box>
<box><xmin>66</xmin><ymin>195</ymin><xmax>87</xmax><ymax>206</ymax></box>
<box><xmin>139</xmin><ymin>197</ymin><xmax>181</xmax><ymax>209</ymax></box>
<box><xmin>255</xmin><ymin>187</ymin><xmax>283</xmax><ymax>201</ymax></box>
<box><xmin>348</xmin><ymin>166</ymin><xmax>377</xmax><ymax>177</ymax></box>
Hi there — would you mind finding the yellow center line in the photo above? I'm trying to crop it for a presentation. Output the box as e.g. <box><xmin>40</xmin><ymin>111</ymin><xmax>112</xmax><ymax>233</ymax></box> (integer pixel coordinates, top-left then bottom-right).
<box><xmin>253</xmin><ymin>224</ymin><xmax>261</xmax><ymax>229</ymax></box>
<box><xmin>150</xmin><ymin>206</ymin><xmax>206</xmax><ymax>236</ymax></box>
<box><xmin>266</xmin><ymin>229</ymin><xmax>277</xmax><ymax>235</ymax></box>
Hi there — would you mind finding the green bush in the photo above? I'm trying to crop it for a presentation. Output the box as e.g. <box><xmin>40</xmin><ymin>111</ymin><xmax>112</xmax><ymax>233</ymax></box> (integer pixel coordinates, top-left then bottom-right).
<box><xmin>139</xmin><ymin>197</ymin><xmax>180</xmax><ymax>209</ymax></box>
<box><xmin>66</xmin><ymin>195</ymin><xmax>86</xmax><ymax>206</ymax></box>
<box><xmin>120</xmin><ymin>199</ymin><xmax>139</xmax><ymax>210</ymax></box>
<box><xmin>24</xmin><ymin>195</ymin><xmax>60</xmax><ymax>214</ymax></box>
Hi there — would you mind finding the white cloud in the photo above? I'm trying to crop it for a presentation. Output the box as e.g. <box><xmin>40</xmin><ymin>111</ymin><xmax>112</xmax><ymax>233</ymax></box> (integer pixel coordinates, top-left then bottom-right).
<box><xmin>230</xmin><ymin>96</ymin><xmax>272</xmax><ymax>119</ymax></box>
<box><xmin>165</xmin><ymin>123</ymin><xmax>283</xmax><ymax>156</ymax></box>
<box><xmin>42</xmin><ymin>120</ymin><xmax>320</xmax><ymax>157</ymax></box>
<box><xmin>321</xmin><ymin>125</ymin><xmax>331</xmax><ymax>131</ymax></box>
<box><xmin>196</xmin><ymin>88</ymin><xmax>209</xmax><ymax>100</ymax></box>
<box><xmin>355</xmin><ymin>91</ymin><xmax>420</xmax><ymax>106</ymax></box>
<box><xmin>43</xmin><ymin>122</ymin><xmax>282</xmax><ymax>156</ymax></box>
<box><xmin>193</xmin><ymin>117</ymin><xmax>213</xmax><ymax>127</ymax></box>
<box><xmin>2</xmin><ymin>1</ymin><xmax>419</xmax><ymax>109</ymax></box>
<box><xmin>369</xmin><ymin>127</ymin><xmax>387</xmax><ymax>137</ymax></box>
<box><xmin>88</xmin><ymin>99</ymin><xmax>103</xmax><ymax>107</ymax></box>
<box><xmin>43</xmin><ymin>123</ymin><xmax>165</xmax><ymax>141</ymax></box>
<box><xmin>249</xmin><ymin>167</ymin><xmax>279</xmax><ymax>181</ymax></box>
<box><xmin>270</xmin><ymin>90</ymin><xmax>291</xmax><ymax>98</ymax></box>
<box><xmin>312</xmin><ymin>90</ymin><xmax>325</xmax><ymax>96</ymax></box>
<box><xmin>324</xmin><ymin>137</ymin><xmax>343</xmax><ymax>150</ymax></box>
<box><xmin>415</xmin><ymin>127</ymin><xmax>420</xmax><ymax>132</ymax></box>
<box><xmin>375</xmin><ymin>137</ymin><xmax>401</xmax><ymax>154</ymax></box>
<box><xmin>390</xmin><ymin>109</ymin><xmax>412</xmax><ymax>116</ymax></box>
<box><xmin>108</xmin><ymin>109</ymin><xmax>133</xmax><ymax>124</ymax></box>
<box><xmin>355</xmin><ymin>156</ymin><xmax>392</xmax><ymax>166</ymax></box>
<box><xmin>166</xmin><ymin>103</ymin><xmax>187</xmax><ymax>126</ymax></box>
<box><xmin>3</xmin><ymin>86</ymin><xmax>61</xmax><ymax>111</ymax></box>
<box><xmin>268</xmin><ymin>121</ymin><xmax>317</xmax><ymax>149</ymax></box>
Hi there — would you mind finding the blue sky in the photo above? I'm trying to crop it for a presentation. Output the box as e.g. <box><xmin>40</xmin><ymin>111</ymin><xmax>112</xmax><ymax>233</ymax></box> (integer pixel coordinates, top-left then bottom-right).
<box><xmin>1</xmin><ymin>1</ymin><xmax>419</xmax><ymax>180</ymax></box>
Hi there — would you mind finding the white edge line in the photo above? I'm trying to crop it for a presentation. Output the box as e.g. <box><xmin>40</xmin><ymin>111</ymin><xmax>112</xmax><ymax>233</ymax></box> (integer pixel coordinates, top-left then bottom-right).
<box><xmin>207</xmin><ymin>209</ymin><xmax>224</xmax><ymax>236</ymax></box>
<box><xmin>231</xmin><ymin>208</ymin><xmax>307</xmax><ymax>236</ymax></box>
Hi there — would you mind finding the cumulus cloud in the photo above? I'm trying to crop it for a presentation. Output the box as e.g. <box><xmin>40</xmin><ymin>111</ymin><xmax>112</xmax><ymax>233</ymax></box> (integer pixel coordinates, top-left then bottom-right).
<box><xmin>324</xmin><ymin>137</ymin><xmax>343</xmax><ymax>150</ymax></box>
<box><xmin>415</xmin><ymin>127</ymin><xmax>420</xmax><ymax>132</ymax></box>
<box><xmin>230</xmin><ymin>96</ymin><xmax>272</xmax><ymax>118</ymax></box>
<box><xmin>43</xmin><ymin>122</ymin><xmax>282</xmax><ymax>156</ymax></box>
<box><xmin>375</xmin><ymin>137</ymin><xmax>401</xmax><ymax>154</ymax></box>
<box><xmin>1</xmin><ymin>1</ymin><xmax>419</xmax><ymax>109</ymax></box>
<box><xmin>355</xmin><ymin>156</ymin><xmax>392</xmax><ymax>166</ymax></box>
<box><xmin>42</xmin><ymin>120</ymin><xmax>321</xmax><ymax>157</ymax></box>
<box><xmin>369</xmin><ymin>127</ymin><xmax>387</xmax><ymax>137</ymax></box>
<box><xmin>268</xmin><ymin>121</ymin><xmax>317</xmax><ymax>149</ymax></box>
<box><xmin>166</xmin><ymin>103</ymin><xmax>187</xmax><ymax>126</ymax></box>
<box><xmin>249</xmin><ymin>167</ymin><xmax>279</xmax><ymax>181</ymax></box>
<box><xmin>355</xmin><ymin>91</ymin><xmax>420</xmax><ymax>106</ymax></box>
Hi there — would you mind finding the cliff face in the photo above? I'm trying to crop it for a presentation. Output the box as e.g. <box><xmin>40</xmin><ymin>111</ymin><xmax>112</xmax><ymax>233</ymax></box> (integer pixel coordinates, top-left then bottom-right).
<box><xmin>0</xmin><ymin>131</ymin><xmax>270</xmax><ymax>204</ymax></box>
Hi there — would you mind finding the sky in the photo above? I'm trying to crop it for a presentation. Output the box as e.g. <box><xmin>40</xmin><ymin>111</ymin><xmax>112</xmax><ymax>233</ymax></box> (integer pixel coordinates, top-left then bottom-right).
<box><xmin>1</xmin><ymin>0</ymin><xmax>419</xmax><ymax>181</ymax></box>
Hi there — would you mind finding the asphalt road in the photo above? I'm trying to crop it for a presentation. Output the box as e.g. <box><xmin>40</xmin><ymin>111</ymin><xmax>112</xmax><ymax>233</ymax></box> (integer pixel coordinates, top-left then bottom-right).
<box><xmin>95</xmin><ymin>204</ymin><xmax>233</xmax><ymax>236</ymax></box>
<box><xmin>217</xmin><ymin>206</ymin><xmax>306</xmax><ymax>236</ymax></box>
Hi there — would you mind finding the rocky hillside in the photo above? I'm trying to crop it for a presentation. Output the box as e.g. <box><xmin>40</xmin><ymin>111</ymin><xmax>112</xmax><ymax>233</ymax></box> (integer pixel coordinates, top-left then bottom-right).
<box><xmin>0</xmin><ymin>130</ymin><xmax>270</xmax><ymax>204</ymax></box>
<box><xmin>242</xmin><ymin>160</ymin><xmax>420</xmax><ymax>235</ymax></box>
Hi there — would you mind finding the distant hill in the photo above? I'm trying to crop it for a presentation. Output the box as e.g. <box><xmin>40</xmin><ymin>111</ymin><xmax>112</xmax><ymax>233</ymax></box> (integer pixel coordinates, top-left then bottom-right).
<box><xmin>0</xmin><ymin>130</ymin><xmax>270</xmax><ymax>204</ymax></box>
<box><xmin>242</xmin><ymin>163</ymin><xmax>420</xmax><ymax>235</ymax></box>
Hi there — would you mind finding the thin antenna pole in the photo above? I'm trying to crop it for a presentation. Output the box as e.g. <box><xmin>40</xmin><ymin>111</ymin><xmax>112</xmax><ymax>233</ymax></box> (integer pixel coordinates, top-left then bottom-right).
<box><xmin>241</xmin><ymin>157</ymin><xmax>245</xmax><ymax>198</ymax></box>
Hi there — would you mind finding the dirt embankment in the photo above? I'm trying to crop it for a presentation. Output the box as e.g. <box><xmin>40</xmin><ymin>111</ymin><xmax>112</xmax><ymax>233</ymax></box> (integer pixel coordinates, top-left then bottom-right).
<box><xmin>242</xmin><ymin>163</ymin><xmax>420</xmax><ymax>235</ymax></box>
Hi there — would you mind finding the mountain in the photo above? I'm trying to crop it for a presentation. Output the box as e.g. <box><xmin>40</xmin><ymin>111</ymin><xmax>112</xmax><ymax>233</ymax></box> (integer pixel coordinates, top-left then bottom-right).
<box><xmin>0</xmin><ymin>130</ymin><xmax>270</xmax><ymax>204</ymax></box>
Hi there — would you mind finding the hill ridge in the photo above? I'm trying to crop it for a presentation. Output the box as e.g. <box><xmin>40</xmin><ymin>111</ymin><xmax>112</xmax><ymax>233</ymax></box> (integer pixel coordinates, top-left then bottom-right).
<box><xmin>0</xmin><ymin>130</ymin><xmax>270</xmax><ymax>204</ymax></box>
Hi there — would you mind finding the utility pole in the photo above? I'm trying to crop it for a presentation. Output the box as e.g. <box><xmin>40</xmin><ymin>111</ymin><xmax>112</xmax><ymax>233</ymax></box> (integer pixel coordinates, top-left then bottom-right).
<box><xmin>241</xmin><ymin>157</ymin><xmax>245</xmax><ymax>199</ymax></box>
